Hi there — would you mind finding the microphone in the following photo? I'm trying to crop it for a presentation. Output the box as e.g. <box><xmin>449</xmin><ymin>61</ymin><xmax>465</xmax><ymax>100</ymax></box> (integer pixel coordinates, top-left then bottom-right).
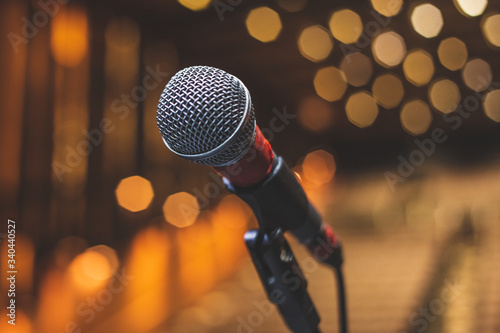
<box><xmin>156</xmin><ymin>66</ymin><xmax>341</xmax><ymax>266</ymax></box>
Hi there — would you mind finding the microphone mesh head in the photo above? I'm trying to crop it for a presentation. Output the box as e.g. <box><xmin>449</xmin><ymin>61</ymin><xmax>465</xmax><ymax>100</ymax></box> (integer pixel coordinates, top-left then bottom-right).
<box><xmin>157</xmin><ymin>66</ymin><xmax>256</xmax><ymax>166</ymax></box>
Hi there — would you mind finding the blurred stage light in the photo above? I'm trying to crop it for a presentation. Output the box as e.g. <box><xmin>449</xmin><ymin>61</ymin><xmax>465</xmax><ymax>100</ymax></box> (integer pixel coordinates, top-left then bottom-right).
<box><xmin>462</xmin><ymin>58</ymin><xmax>492</xmax><ymax>92</ymax></box>
<box><xmin>483</xmin><ymin>90</ymin><xmax>500</xmax><ymax>122</ymax></box>
<box><xmin>178</xmin><ymin>0</ymin><xmax>211</xmax><ymax>11</ymax></box>
<box><xmin>69</xmin><ymin>248</ymin><xmax>114</xmax><ymax>290</ymax></box>
<box><xmin>340</xmin><ymin>52</ymin><xmax>373</xmax><ymax>87</ymax></box>
<box><xmin>51</xmin><ymin>6</ymin><xmax>88</xmax><ymax>67</ymax></box>
<box><xmin>328</xmin><ymin>9</ymin><xmax>363</xmax><ymax>44</ymax></box>
<box><xmin>298</xmin><ymin>95</ymin><xmax>335</xmax><ymax>132</ymax></box>
<box><xmin>313</xmin><ymin>66</ymin><xmax>347</xmax><ymax>102</ymax></box>
<box><xmin>302</xmin><ymin>150</ymin><xmax>336</xmax><ymax>186</ymax></box>
<box><xmin>298</xmin><ymin>25</ymin><xmax>333</xmax><ymax>62</ymax></box>
<box><xmin>115</xmin><ymin>176</ymin><xmax>154</xmax><ymax>212</ymax></box>
<box><xmin>482</xmin><ymin>14</ymin><xmax>500</xmax><ymax>47</ymax></box>
<box><xmin>372</xmin><ymin>31</ymin><xmax>406</xmax><ymax>68</ymax></box>
<box><xmin>370</xmin><ymin>0</ymin><xmax>403</xmax><ymax>17</ymax></box>
<box><xmin>246</xmin><ymin>7</ymin><xmax>282</xmax><ymax>43</ymax></box>
<box><xmin>345</xmin><ymin>91</ymin><xmax>379</xmax><ymax>128</ymax></box>
<box><xmin>410</xmin><ymin>4</ymin><xmax>443</xmax><ymax>38</ymax></box>
<box><xmin>372</xmin><ymin>73</ymin><xmax>404</xmax><ymax>109</ymax></box>
<box><xmin>403</xmin><ymin>49</ymin><xmax>435</xmax><ymax>86</ymax></box>
<box><xmin>438</xmin><ymin>37</ymin><xmax>468</xmax><ymax>71</ymax></box>
<box><xmin>400</xmin><ymin>100</ymin><xmax>432</xmax><ymax>135</ymax></box>
<box><xmin>163</xmin><ymin>192</ymin><xmax>200</xmax><ymax>228</ymax></box>
<box><xmin>429</xmin><ymin>79</ymin><xmax>461</xmax><ymax>114</ymax></box>
<box><xmin>277</xmin><ymin>0</ymin><xmax>307</xmax><ymax>12</ymax></box>
<box><xmin>454</xmin><ymin>0</ymin><xmax>488</xmax><ymax>17</ymax></box>
<box><xmin>215</xmin><ymin>194</ymin><xmax>253</xmax><ymax>229</ymax></box>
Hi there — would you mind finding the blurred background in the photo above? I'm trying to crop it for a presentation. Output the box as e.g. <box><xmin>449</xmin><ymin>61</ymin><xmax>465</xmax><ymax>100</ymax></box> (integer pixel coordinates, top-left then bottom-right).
<box><xmin>1</xmin><ymin>0</ymin><xmax>500</xmax><ymax>332</ymax></box>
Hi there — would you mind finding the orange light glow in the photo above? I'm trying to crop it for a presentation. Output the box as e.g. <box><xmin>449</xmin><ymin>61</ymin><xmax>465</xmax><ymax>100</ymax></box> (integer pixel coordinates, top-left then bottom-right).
<box><xmin>438</xmin><ymin>37</ymin><xmax>468</xmax><ymax>71</ymax></box>
<box><xmin>163</xmin><ymin>192</ymin><xmax>200</xmax><ymax>228</ymax></box>
<box><xmin>178</xmin><ymin>0</ymin><xmax>211</xmax><ymax>11</ymax></box>
<box><xmin>340</xmin><ymin>52</ymin><xmax>373</xmax><ymax>87</ymax></box>
<box><xmin>400</xmin><ymin>100</ymin><xmax>432</xmax><ymax>135</ymax></box>
<box><xmin>329</xmin><ymin>9</ymin><xmax>363</xmax><ymax>44</ymax></box>
<box><xmin>482</xmin><ymin>14</ymin><xmax>500</xmax><ymax>47</ymax></box>
<box><xmin>123</xmin><ymin>227</ymin><xmax>170</xmax><ymax>331</ymax></box>
<box><xmin>345</xmin><ymin>91</ymin><xmax>379</xmax><ymax>128</ymax></box>
<box><xmin>0</xmin><ymin>310</ymin><xmax>32</xmax><ymax>332</ymax></box>
<box><xmin>403</xmin><ymin>49</ymin><xmax>435</xmax><ymax>86</ymax></box>
<box><xmin>372</xmin><ymin>31</ymin><xmax>407</xmax><ymax>68</ymax></box>
<box><xmin>69</xmin><ymin>248</ymin><xmax>114</xmax><ymax>291</ymax></box>
<box><xmin>115</xmin><ymin>175</ymin><xmax>154</xmax><ymax>212</ymax></box>
<box><xmin>1</xmin><ymin>233</ymin><xmax>34</xmax><ymax>292</ymax></box>
<box><xmin>302</xmin><ymin>150</ymin><xmax>336</xmax><ymax>186</ymax></box>
<box><xmin>462</xmin><ymin>58</ymin><xmax>492</xmax><ymax>92</ymax></box>
<box><xmin>298</xmin><ymin>25</ymin><xmax>334</xmax><ymax>62</ymax></box>
<box><xmin>246</xmin><ymin>7</ymin><xmax>282</xmax><ymax>43</ymax></box>
<box><xmin>51</xmin><ymin>6</ymin><xmax>88</xmax><ymax>67</ymax></box>
<box><xmin>36</xmin><ymin>270</ymin><xmax>76</xmax><ymax>332</ymax></box>
<box><xmin>410</xmin><ymin>4</ymin><xmax>443</xmax><ymax>38</ymax></box>
<box><xmin>371</xmin><ymin>0</ymin><xmax>403</xmax><ymax>17</ymax></box>
<box><xmin>313</xmin><ymin>66</ymin><xmax>347</xmax><ymax>102</ymax></box>
<box><xmin>372</xmin><ymin>73</ymin><xmax>405</xmax><ymax>109</ymax></box>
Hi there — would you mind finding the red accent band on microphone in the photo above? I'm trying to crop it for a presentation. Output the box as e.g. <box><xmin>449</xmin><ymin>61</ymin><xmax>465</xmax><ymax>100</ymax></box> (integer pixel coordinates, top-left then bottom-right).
<box><xmin>214</xmin><ymin>126</ymin><xmax>274</xmax><ymax>187</ymax></box>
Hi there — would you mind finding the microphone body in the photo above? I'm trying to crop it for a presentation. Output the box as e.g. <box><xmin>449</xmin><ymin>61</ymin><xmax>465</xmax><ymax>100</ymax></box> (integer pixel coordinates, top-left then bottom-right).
<box><xmin>156</xmin><ymin>66</ymin><xmax>341</xmax><ymax>266</ymax></box>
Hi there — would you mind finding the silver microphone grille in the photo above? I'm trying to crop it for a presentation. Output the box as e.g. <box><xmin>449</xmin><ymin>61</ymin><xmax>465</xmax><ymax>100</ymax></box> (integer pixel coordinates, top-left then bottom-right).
<box><xmin>156</xmin><ymin>66</ymin><xmax>256</xmax><ymax>166</ymax></box>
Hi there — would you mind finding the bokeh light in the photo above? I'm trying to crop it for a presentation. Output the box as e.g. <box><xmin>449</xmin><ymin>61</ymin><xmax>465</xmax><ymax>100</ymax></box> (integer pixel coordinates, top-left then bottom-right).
<box><xmin>403</xmin><ymin>49</ymin><xmax>435</xmax><ymax>86</ymax></box>
<box><xmin>483</xmin><ymin>90</ymin><xmax>500</xmax><ymax>122</ymax></box>
<box><xmin>400</xmin><ymin>100</ymin><xmax>432</xmax><ymax>135</ymax></box>
<box><xmin>215</xmin><ymin>194</ymin><xmax>253</xmax><ymax>229</ymax></box>
<box><xmin>178</xmin><ymin>0</ymin><xmax>211</xmax><ymax>11</ymax></box>
<box><xmin>345</xmin><ymin>91</ymin><xmax>379</xmax><ymax>128</ymax></box>
<box><xmin>302</xmin><ymin>150</ymin><xmax>336</xmax><ymax>186</ymax></box>
<box><xmin>69</xmin><ymin>247</ymin><xmax>115</xmax><ymax>290</ymax></box>
<box><xmin>438</xmin><ymin>37</ymin><xmax>468</xmax><ymax>71</ymax></box>
<box><xmin>163</xmin><ymin>192</ymin><xmax>200</xmax><ymax>228</ymax></box>
<box><xmin>411</xmin><ymin>4</ymin><xmax>443</xmax><ymax>38</ymax></box>
<box><xmin>372</xmin><ymin>31</ymin><xmax>407</xmax><ymax>68</ymax></box>
<box><xmin>246</xmin><ymin>7</ymin><xmax>282</xmax><ymax>43</ymax></box>
<box><xmin>115</xmin><ymin>175</ymin><xmax>154</xmax><ymax>212</ymax></box>
<box><xmin>328</xmin><ymin>9</ymin><xmax>363</xmax><ymax>44</ymax></box>
<box><xmin>298</xmin><ymin>25</ymin><xmax>333</xmax><ymax>62</ymax></box>
<box><xmin>51</xmin><ymin>6</ymin><xmax>88</xmax><ymax>67</ymax></box>
<box><xmin>340</xmin><ymin>52</ymin><xmax>373</xmax><ymax>87</ymax></box>
<box><xmin>454</xmin><ymin>0</ymin><xmax>488</xmax><ymax>17</ymax></box>
<box><xmin>462</xmin><ymin>58</ymin><xmax>492</xmax><ymax>92</ymax></box>
<box><xmin>429</xmin><ymin>79</ymin><xmax>461</xmax><ymax>114</ymax></box>
<box><xmin>372</xmin><ymin>73</ymin><xmax>405</xmax><ymax>109</ymax></box>
<box><xmin>297</xmin><ymin>95</ymin><xmax>335</xmax><ymax>132</ymax></box>
<box><xmin>482</xmin><ymin>14</ymin><xmax>500</xmax><ymax>47</ymax></box>
<box><xmin>313</xmin><ymin>66</ymin><xmax>347</xmax><ymax>102</ymax></box>
<box><xmin>371</xmin><ymin>0</ymin><xmax>403</xmax><ymax>17</ymax></box>
<box><xmin>277</xmin><ymin>0</ymin><xmax>307</xmax><ymax>12</ymax></box>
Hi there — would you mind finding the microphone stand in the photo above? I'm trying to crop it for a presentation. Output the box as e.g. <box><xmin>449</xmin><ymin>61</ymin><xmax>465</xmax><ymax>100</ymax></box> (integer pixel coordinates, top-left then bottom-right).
<box><xmin>244</xmin><ymin>228</ymin><xmax>322</xmax><ymax>333</ymax></box>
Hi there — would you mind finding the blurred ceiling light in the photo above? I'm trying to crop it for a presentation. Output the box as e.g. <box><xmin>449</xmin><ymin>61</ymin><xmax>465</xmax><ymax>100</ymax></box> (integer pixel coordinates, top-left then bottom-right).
<box><xmin>454</xmin><ymin>0</ymin><xmax>488</xmax><ymax>17</ymax></box>
<box><xmin>429</xmin><ymin>79</ymin><xmax>461</xmax><ymax>114</ymax></box>
<box><xmin>297</xmin><ymin>95</ymin><xmax>335</xmax><ymax>132</ymax></box>
<box><xmin>115</xmin><ymin>176</ymin><xmax>154</xmax><ymax>212</ymax></box>
<box><xmin>246</xmin><ymin>7</ymin><xmax>282</xmax><ymax>43</ymax></box>
<box><xmin>400</xmin><ymin>100</ymin><xmax>432</xmax><ymax>135</ymax></box>
<box><xmin>372</xmin><ymin>31</ymin><xmax>406</xmax><ymax>68</ymax></box>
<box><xmin>340</xmin><ymin>52</ymin><xmax>373</xmax><ymax>87</ymax></box>
<box><xmin>89</xmin><ymin>245</ymin><xmax>120</xmax><ymax>273</ymax></box>
<box><xmin>483</xmin><ymin>90</ymin><xmax>500</xmax><ymax>122</ymax></box>
<box><xmin>403</xmin><ymin>49</ymin><xmax>435</xmax><ymax>86</ymax></box>
<box><xmin>302</xmin><ymin>150</ymin><xmax>336</xmax><ymax>186</ymax></box>
<box><xmin>370</xmin><ymin>0</ymin><xmax>403</xmax><ymax>17</ymax></box>
<box><xmin>328</xmin><ymin>9</ymin><xmax>363</xmax><ymax>44</ymax></box>
<box><xmin>277</xmin><ymin>0</ymin><xmax>307</xmax><ymax>12</ymax></box>
<box><xmin>51</xmin><ymin>6</ymin><xmax>88</xmax><ymax>67</ymax></box>
<box><xmin>313</xmin><ymin>66</ymin><xmax>347</xmax><ymax>102</ymax></box>
<box><xmin>298</xmin><ymin>25</ymin><xmax>333</xmax><ymax>62</ymax></box>
<box><xmin>462</xmin><ymin>58</ymin><xmax>492</xmax><ymax>91</ymax></box>
<box><xmin>438</xmin><ymin>37</ymin><xmax>468</xmax><ymax>71</ymax></box>
<box><xmin>482</xmin><ymin>14</ymin><xmax>500</xmax><ymax>47</ymax></box>
<box><xmin>105</xmin><ymin>17</ymin><xmax>140</xmax><ymax>50</ymax></box>
<box><xmin>410</xmin><ymin>4</ymin><xmax>443</xmax><ymax>38</ymax></box>
<box><xmin>372</xmin><ymin>73</ymin><xmax>404</xmax><ymax>109</ymax></box>
<box><xmin>163</xmin><ymin>192</ymin><xmax>200</xmax><ymax>228</ymax></box>
<box><xmin>178</xmin><ymin>0</ymin><xmax>211</xmax><ymax>11</ymax></box>
<box><xmin>345</xmin><ymin>91</ymin><xmax>379</xmax><ymax>128</ymax></box>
